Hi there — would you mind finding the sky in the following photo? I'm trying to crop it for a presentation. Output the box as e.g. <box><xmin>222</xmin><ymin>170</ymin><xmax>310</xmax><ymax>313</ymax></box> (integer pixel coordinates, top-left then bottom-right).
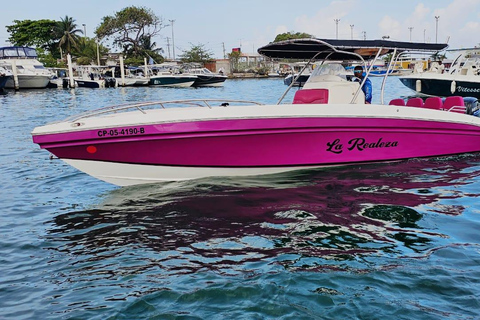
<box><xmin>1</xmin><ymin>0</ymin><xmax>480</xmax><ymax>59</ymax></box>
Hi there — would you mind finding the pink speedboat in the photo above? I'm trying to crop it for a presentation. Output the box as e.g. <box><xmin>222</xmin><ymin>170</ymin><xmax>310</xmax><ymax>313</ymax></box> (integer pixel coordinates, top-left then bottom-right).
<box><xmin>32</xmin><ymin>39</ymin><xmax>480</xmax><ymax>186</ymax></box>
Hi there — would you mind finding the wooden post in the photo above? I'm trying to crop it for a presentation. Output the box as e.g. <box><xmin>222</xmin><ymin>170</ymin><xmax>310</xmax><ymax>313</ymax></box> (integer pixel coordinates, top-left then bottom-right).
<box><xmin>11</xmin><ymin>60</ymin><xmax>19</xmax><ymax>90</ymax></box>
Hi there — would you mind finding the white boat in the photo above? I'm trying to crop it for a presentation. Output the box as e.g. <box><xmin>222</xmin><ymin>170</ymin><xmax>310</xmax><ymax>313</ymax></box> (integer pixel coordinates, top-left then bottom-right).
<box><xmin>0</xmin><ymin>66</ymin><xmax>12</xmax><ymax>90</ymax></box>
<box><xmin>31</xmin><ymin>38</ymin><xmax>480</xmax><ymax>186</ymax></box>
<box><xmin>74</xmin><ymin>66</ymin><xmax>117</xmax><ymax>88</ymax></box>
<box><xmin>145</xmin><ymin>64</ymin><xmax>196</xmax><ymax>87</ymax></box>
<box><xmin>399</xmin><ymin>48</ymin><xmax>480</xmax><ymax>98</ymax></box>
<box><xmin>113</xmin><ymin>66</ymin><xmax>149</xmax><ymax>86</ymax></box>
<box><xmin>47</xmin><ymin>68</ymin><xmax>69</xmax><ymax>88</ymax></box>
<box><xmin>0</xmin><ymin>47</ymin><xmax>52</xmax><ymax>89</ymax></box>
<box><xmin>183</xmin><ymin>65</ymin><xmax>227</xmax><ymax>87</ymax></box>
<box><xmin>283</xmin><ymin>62</ymin><xmax>313</xmax><ymax>87</ymax></box>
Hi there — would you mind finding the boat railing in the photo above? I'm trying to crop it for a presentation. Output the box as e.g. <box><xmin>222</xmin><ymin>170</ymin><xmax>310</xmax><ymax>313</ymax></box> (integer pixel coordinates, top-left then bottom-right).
<box><xmin>66</xmin><ymin>99</ymin><xmax>264</xmax><ymax>122</ymax></box>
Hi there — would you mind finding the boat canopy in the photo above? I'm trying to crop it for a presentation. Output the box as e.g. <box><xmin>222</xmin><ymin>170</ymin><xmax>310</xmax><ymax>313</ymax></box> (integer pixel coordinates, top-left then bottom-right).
<box><xmin>0</xmin><ymin>47</ymin><xmax>38</xmax><ymax>59</ymax></box>
<box><xmin>257</xmin><ymin>38</ymin><xmax>449</xmax><ymax>61</ymax></box>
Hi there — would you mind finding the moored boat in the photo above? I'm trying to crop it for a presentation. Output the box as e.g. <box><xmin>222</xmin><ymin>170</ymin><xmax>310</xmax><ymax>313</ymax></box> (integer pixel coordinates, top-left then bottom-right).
<box><xmin>0</xmin><ymin>46</ymin><xmax>52</xmax><ymax>89</ymax></box>
<box><xmin>149</xmin><ymin>73</ymin><xmax>197</xmax><ymax>87</ymax></box>
<box><xmin>399</xmin><ymin>48</ymin><xmax>480</xmax><ymax>97</ymax></box>
<box><xmin>184</xmin><ymin>66</ymin><xmax>227</xmax><ymax>87</ymax></box>
<box><xmin>0</xmin><ymin>66</ymin><xmax>12</xmax><ymax>90</ymax></box>
<box><xmin>31</xmin><ymin>38</ymin><xmax>480</xmax><ymax>186</ymax></box>
<box><xmin>74</xmin><ymin>66</ymin><xmax>117</xmax><ymax>88</ymax></box>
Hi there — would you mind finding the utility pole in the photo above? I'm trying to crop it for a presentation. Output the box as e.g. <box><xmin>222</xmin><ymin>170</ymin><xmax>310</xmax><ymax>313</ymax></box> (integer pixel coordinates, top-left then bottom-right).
<box><xmin>169</xmin><ymin>19</ymin><xmax>175</xmax><ymax>60</ymax></box>
<box><xmin>334</xmin><ymin>19</ymin><xmax>340</xmax><ymax>39</ymax></box>
<box><xmin>222</xmin><ymin>42</ymin><xmax>226</xmax><ymax>59</ymax></box>
<box><xmin>408</xmin><ymin>27</ymin><xmax>414</xmax><ymax>41</ymax></box>
<box><xmin>350</xmin><ymin>24</ymin><xmax>354</xmax><ymax>40</ymax></box>
<box><xmin>96</xmin><ymin>38</ymin><xmax>100</xmax><ymax>66</ymax></box>
<box><xmin>166</xmin><ymin>37</ymin><xmax>171</xmax><ymax>60</ymax></box>
<box><xmin>82</xmin><ymin>24</ymin><xmax>86</xmax><ymax>37</ymax></box>
<box><xmin>435</xmin><ymin>16</ymin><xmax>440</xmax><ymax>43</ymax></box>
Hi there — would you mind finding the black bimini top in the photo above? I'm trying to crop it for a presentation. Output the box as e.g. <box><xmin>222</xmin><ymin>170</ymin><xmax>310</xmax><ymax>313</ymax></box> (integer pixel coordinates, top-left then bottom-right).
<box><xmin>257</xmin><ymin>38</ymin><xmax>449</xmax><ymax>61</ymax></box>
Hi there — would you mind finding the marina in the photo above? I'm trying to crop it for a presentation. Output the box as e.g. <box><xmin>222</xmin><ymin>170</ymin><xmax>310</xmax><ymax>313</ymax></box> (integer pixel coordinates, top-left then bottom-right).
<box><xmin>2</xmin><ymin>76</ymin><xmax>480</xmax><ymax>318</ymax></box>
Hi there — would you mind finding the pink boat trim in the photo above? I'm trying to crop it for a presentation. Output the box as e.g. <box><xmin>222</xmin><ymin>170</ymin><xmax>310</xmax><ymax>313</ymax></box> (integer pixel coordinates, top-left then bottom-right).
<box><xmin>33</xmin><ymin>117</ymin><xmax>480</xmax><ymax>168</ymax></box>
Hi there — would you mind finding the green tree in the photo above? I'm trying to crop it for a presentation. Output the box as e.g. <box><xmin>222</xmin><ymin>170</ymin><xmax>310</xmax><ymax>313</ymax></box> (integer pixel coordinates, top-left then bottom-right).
<box><xmin>95</xmin><ymin>6</ymin><xmax>164</xmax><ymax>58</ymax></box>
<box><xmin>74</xmin><ymin>37</ymin><xmax>109</xmax><ymax>65</ymax></box>
<box><xmin>55</xmin><ymin>15</ymin><xmax>83</xmax><ymax>55</ymax></box>
<box><xmin>273</xmin><ymin>31</ymin><xmax>313</xmax><ymax>42</ymax></box>
<box><xmin>179</xmin><ymin>43</ymin><xmax>214</xmax><ymax>64</ymax></box>
<box><xmin>228</xmin><ymin>50</ymin><xmax>241</xmax><ymax>73</ymax></box>
<box><xmin>123</xmin><ymin>34</ymin><xmax>164</xmax><ymax>65</ymax></box>
<box><xmin>6</xmin><ymin>19</ymin><xmax>58</xmax><ymax>51</ymax></box>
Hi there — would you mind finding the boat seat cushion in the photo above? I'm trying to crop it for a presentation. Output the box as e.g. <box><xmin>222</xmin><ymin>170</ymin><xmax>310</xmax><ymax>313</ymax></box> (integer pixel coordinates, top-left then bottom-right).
<box><xmin>443</xmin><ymin>96</ymin><xmax>466</xmax><ymax>113</ymax></box>
<box><xmin>293</xmin><ymin>89</ymin><xmax>329</xmax><ymax>104</ymax></box>
<box><xmin>423</xmin><ymin>97</ymin><xmax>443</xmax><ymax>110</ymax></box>
<box><xmin>389</xmin><ymin>98</ymin><xmax>405</xmax><ymax>106</ymax></box>
<box><xmin>406</xmin><ymin>97</ymin><xmax>423</xmax><ymax>107</ymax></box>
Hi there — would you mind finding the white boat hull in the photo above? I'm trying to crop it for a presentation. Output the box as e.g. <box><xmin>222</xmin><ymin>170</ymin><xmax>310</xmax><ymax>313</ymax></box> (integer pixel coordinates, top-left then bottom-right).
<box><xmin>5</xmin><ymin>75</ymin><xmax>51</xmax><ymax>89</ymax></box>
<box><xmin>64</xmin><ymin>159</ymin><xmax>319</xmax><ymax>186</ymax></box>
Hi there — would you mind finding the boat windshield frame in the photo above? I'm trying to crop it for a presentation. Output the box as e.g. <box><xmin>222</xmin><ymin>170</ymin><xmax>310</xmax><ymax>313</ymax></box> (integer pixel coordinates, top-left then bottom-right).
<box><xmin>273</xmin><ymin>39</ymin><xmax>381</xmax><ymax>105</ymax></box>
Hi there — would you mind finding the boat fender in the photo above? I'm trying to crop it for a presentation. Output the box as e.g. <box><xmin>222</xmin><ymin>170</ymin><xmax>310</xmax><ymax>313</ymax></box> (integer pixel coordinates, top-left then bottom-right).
<box><xmin>416</xmin><ymin>80</ymin><xmax>421</xmax><ymax>92</ymax></box>
<box><xmin>451</xmin><ymin>81</ymin><xmax>456</xmax><ymax>94</ymax></box>
<box><xmin>463</xmin><ymin>97</ymin><xmax>480</xmax><ymax>117</ymax></box>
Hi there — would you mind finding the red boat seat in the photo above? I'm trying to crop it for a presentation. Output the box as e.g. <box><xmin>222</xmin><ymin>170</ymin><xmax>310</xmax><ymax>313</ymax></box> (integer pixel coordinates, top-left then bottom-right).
<box><xmin>423</xmin><ymin>97</ymin><xmax>443</xmax><ymax>110</ymax></box>
<box><xmin>293</xmin><ymin>89</ymin><xmax>329</xmax><ymax>104</ymax></box>
<box><xmin>406</xmin><ymin>97</ymin><xmax>424</xmax><ymax>107</ymax></box>
<box><xmin>443</xmin><ymin>96</ymin><xmax>466</xmax><ymax>113</ymax></box>
<box><xmin>389</xmin><ymin>98</ymin><xmax>405</xmax><ymax>106</ymax></box>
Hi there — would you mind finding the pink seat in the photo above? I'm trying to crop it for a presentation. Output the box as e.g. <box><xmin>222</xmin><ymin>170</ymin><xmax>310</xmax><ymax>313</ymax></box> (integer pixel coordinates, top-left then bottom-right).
<box><xmin>443</xmin><ymin>96</ymin><xmax>466</xmax><ymax>113</ymax></box>
<box><xmin>406</xmin><ymin>97</ymin><xmax>423</xmax><ymax>107</ymax></box>
<box><xmin>293</xmin><ymin>89</ymin><xmax>329</xmax><ymax>104</ymax></box>
<box><xmin>423</xmin><ymin>97</ymin><xmax>443</xmax><ymax>110</ymax></box>
<box><xmin>389</xmin><ymin>98</ymin><xmax>405</xmax><ymax>106</ymax></box>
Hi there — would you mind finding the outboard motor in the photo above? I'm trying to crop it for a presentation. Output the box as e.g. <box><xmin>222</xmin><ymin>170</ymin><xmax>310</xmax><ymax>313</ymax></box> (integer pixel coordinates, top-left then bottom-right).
<box><xmin>105</xmin><ymin>77</ymin><xmax>116</xmax><ymax>88</ymax></box>
<box><xmin>62</xmin><ymin>78</ymin><xmax>69</xmax><ymax>89</ymax></box>
<box><xmin>463</xmin><ymin>97</ymin><xmax>480</xmax><ymax>117</ymax></box>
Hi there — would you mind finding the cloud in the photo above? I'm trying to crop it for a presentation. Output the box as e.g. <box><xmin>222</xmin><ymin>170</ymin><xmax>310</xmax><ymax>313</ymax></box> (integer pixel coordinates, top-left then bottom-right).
<box><xmin>375</xmin><ymin>0</ymin><xmax>480</xmax><ymax>46</ymax></box>
<box><xmin>378</xmin><ymin>16</ymin><xmax>402</xmax><ymax>40</ymax></box>
<box><xmin>291</xmin><ymin>0</ymin><xmax>359</xmax><ymax>38</ymax></box>
<box><xmin>275</xmin><ymin>25</ymin><xmax>289</xmax><ymax>35</ymax></box>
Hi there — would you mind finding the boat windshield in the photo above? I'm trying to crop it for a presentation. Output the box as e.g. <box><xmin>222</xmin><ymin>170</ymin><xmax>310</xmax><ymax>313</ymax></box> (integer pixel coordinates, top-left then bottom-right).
<box><xmin>310</xmin><ymin>63</ymin><xmax>349</xmax><ymax>79</ymax></box>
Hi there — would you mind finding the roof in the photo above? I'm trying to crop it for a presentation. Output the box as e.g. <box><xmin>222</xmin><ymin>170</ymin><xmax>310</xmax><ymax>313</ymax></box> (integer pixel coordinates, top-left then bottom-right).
<box><xmin>257</xmin><ymin>38</ymin><xmax>449</xmax><ymax>61</ymax></box>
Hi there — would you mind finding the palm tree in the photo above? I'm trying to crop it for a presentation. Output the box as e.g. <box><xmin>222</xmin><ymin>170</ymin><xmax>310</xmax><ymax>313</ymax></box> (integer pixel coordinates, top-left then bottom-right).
<box><xmin>55</xmin><ymin>16</ymin><xmax>83</xmax><ymax>56</ymax></box>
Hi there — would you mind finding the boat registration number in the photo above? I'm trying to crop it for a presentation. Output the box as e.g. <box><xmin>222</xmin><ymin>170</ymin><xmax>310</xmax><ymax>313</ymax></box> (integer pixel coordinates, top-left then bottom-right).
<box><xmin>97</xmin><ymin>127</ymin><xmax>146</xmax><ymax>137</ymax></box>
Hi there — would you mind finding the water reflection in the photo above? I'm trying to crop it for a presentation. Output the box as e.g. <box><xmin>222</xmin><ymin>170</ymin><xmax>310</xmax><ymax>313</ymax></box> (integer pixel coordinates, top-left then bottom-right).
<box><xmin>47</xmin><ymin>155</ymin><xmax>480</xmax><ymax>278</ymax></box>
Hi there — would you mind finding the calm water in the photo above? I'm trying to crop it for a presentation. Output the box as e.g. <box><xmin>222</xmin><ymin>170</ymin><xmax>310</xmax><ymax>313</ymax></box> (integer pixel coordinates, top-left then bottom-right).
<box><xmin>1</xmin><ymin>77</ymin><xmax>480</xmax><ymax>319</ymax></box>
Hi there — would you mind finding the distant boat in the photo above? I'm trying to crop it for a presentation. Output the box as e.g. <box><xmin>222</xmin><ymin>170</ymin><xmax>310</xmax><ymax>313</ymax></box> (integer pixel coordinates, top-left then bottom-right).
<box><xmin>47</xmin><ymin>68</ymin><xmax>69</xmax><ymax>88</ymax></box>
<box><xmin>283</xmin><ymin>62</ymin><xmax>312</xmax><ymax>87</ymax></box>
<box><xmin>0</xmin><ymin>46</ymin><xmax>52</xmax><ymax>89</ymax></box>
<box><xmin>0</xmin><ymin>66</ymin><xmax>12</xmax><ymax>90</ymax></box>
<box><xmin>74</xmin><ymin>66</ymin><xmax>117</xmax><ymax>88</ymax></box>
<box><xmin>149</xmin><ymin>73</ymin><xmax>197</xmax><ymax>87</ymax></box>
<box><xmin>113</xmin><ymin>66</ymin><xmax>149</xmax><ymax>86</ymax></box>
<box><xmin>399</xmin><ymin>48</ymin><xmax>480</xmax><ymax>98</ymax></box>
<box><xmin>183</xmin><ymin>66</ymin><xmax>227</xmax><ymax>87</ymax></box>
<box><xmin>148</xmin><ymin>64</ymin><xmax>197</xmax><ymax>87</ymax></box>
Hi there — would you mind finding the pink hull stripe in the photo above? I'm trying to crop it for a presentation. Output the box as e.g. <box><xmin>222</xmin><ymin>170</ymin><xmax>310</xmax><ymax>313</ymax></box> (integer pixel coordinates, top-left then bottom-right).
<box><xmin>33</xmin><ymin>117</ymin><xmax>480</xmax><ymax>167</ymax></box>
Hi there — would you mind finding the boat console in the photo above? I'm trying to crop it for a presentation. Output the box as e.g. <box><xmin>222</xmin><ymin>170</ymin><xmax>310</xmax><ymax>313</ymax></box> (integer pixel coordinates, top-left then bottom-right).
<box><xmin>293</xmin><ymin>63</ymin><xmax>364</xmax><ymax>104</ymax></box>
